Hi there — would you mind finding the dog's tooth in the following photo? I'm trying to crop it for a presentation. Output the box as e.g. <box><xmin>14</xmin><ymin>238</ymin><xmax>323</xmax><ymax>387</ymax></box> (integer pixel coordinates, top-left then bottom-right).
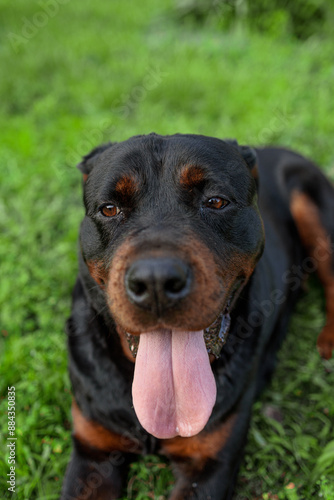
<box><xmin>126</xmin><ymin>332</ymin><xmax>139</xmax><ymax>358</ymax></box>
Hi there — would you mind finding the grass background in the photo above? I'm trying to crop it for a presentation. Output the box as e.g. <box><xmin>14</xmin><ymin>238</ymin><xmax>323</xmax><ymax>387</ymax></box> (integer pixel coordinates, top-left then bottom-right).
<box><xmin>0</xmin><ymin>1</ymin><xmax>334</xmax><ymax>498</ymax></box>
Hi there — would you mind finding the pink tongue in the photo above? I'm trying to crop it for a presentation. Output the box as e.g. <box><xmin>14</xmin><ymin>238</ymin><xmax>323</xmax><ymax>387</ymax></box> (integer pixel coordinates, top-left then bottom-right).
<box><xmin>132</xmin><ymin>329</ymin><xmax>216</xmax><ymax>439</ymax></box>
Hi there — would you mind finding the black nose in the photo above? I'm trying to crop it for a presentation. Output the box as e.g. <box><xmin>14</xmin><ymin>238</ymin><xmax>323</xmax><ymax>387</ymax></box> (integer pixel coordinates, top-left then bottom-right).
<box><xmin>125</xmin><ymin>257</ymin><xmax>192</xmax><ymax>315</ymax></box>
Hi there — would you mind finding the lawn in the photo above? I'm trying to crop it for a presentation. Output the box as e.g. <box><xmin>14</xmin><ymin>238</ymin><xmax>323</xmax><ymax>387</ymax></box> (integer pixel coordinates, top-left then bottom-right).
<box><xmin>0</xmin><ymin>1</ymin><xmax>334</xmax><ymax>499</ymax></box>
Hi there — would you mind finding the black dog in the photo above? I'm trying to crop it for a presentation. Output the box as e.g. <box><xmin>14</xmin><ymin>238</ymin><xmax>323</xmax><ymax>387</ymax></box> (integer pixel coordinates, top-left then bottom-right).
<box><xmin>61</xmin><ymin>134</ymin><xmax>334</xmax><ymax>500</ymax></box>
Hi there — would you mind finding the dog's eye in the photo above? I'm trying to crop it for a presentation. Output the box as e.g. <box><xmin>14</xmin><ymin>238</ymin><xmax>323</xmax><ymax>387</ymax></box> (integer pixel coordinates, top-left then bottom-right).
<box><xmin>205</xmin><ymin>197</ymin><xmax>229</xmax><ymax>209</ymax></box>
<box><xmin>99</xmin><ymin>204</ymin><xmax>121</xmax><ymax>217</ymax></box>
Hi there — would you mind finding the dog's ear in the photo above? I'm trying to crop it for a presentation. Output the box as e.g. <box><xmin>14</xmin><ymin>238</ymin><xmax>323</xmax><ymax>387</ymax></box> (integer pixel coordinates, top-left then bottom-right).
<box><xmin>77</xmin><ymin>142</ymin><xmax>114</xmax><ymax>182</ymax></box>
<box><xmin>224</xmin><ymin>139</ymin><xmax>258</xmax><ymax>182</ymax></box>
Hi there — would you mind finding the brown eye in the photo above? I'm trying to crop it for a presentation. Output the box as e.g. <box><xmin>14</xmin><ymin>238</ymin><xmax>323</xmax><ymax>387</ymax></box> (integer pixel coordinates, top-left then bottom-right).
<box><xmin>205</xmin><ymin>197</ymin><xmax>229</xmax><ymax>209</ymax></box>
<box><xmin>100</xmin><ymin>204</ymin><xmax>120</xmax><ymax>217</ymax></box>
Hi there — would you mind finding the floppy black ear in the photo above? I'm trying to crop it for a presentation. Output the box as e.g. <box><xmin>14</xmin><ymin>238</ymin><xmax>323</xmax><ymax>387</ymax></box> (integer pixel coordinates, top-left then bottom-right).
<box><xmin>224</xmin><ymin>139</ymin><xmax>258</xmax><ymax>181</ymax></box>
<box><xmin>77</xmin><ymin>142</ymin><xmax>114</xmax><ymax>182</ymax></box>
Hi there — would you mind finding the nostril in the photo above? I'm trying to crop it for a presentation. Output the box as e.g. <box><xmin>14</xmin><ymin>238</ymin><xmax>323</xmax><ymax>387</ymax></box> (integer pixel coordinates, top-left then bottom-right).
<box><xmin>130</xmin><ymin>279</ymin><xmax>147</xmax><ymax>297</ymax></box>
<box><xmin>165</xmin><ymin>277</ymin><xmax>186</xmax><ymax>295</ymax></box>
<box><xmin>125</xmin><ymin>261</ymin><xmax>153</xmax><ymax>306</ymax></box>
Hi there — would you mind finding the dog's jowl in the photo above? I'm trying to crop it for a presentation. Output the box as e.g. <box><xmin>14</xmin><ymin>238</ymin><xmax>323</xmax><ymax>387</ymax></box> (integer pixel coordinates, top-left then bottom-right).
<box><xmin>61</xmin><ymin>134</ymin><xmax>334</xmax><ymax>500</ymax></box>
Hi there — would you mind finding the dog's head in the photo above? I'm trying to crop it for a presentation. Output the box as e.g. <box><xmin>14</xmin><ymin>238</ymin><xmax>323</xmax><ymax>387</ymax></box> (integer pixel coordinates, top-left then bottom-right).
<box><xmin>77</xmin><ymin>133</ymin><xmax>264</xmax><ymax>439</ymax></box>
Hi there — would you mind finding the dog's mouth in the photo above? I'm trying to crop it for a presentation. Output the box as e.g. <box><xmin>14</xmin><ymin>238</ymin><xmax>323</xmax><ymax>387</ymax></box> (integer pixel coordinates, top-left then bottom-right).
<box><xmin>125</xmin><ymin>298</ymin><xmax>231</xmax><ymax>359</ymax></box>
<box><xmin>125</xmin><ymin>298</ymin><xmax>232</xmax><ymax>360</ymax></box>
<box><xmin>204</xmin><ymin>299</ymin><xmax>232</xmax><ymax>358</ymax></box>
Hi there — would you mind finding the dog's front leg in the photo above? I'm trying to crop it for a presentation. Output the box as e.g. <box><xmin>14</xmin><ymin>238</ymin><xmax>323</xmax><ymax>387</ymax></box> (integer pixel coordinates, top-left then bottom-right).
<box><xmin>61</xmin><ymin>399</ymin><xmax>144</xmax><ymax>500</ymax></box>
<box><xmin>160</xmin><ymin>401</ymin><xmax>252</xmax><ymax>500</ymax></box>
<box><xmin>61</xmin><ymin>438</ymin><xmax>133</xmax><ymax>500</ymax></box>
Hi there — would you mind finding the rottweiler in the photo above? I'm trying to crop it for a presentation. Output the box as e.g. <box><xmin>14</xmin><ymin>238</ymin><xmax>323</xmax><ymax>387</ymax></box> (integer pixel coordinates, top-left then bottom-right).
<box><xmin>61</xmin><ymin>134</ymin><xmax>334</xmax><ymax>500</ymax></box>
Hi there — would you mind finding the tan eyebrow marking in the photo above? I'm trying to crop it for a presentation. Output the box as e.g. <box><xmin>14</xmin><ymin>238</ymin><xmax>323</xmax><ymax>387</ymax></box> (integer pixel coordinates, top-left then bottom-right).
<box><xmin>180</xmin><ymin>165</ymin><xmax>205</xmax><ymax>189</ymax></box>
<box><xmin>114</xmin><ymin>175</ymin><xmax>138</xmax><ymax>199</ymax></box>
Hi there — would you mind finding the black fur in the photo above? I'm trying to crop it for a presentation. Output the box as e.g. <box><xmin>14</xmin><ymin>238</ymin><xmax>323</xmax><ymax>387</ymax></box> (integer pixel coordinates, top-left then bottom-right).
<box><xmin>61</xmin><ymin>134</ymin><xmax>334</xmax><ymax>500</ymax></box>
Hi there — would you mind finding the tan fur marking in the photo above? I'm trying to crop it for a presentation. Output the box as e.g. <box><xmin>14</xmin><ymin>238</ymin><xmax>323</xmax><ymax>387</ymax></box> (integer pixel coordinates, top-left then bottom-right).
<box><xmin>87</xmin><ymin>260</ymin><xmax>106</xmax><ymax>287</ymax></box>
<box><xmin>251</xmin><ymin>163</ymin><xmax>259</xmax><ymax>180</ymax></box>
<box><xmin>106</xmin><ymin>235</ymin><xmax>255</xmax><ymax>335</ymax></box>
<box><xmin>72</xmin><ymin>400</ymin><xmax>142</xmax><ymax>453</ymax></box>
<box><xmin>290</xmin><ymin>190</ymin><xmax>334</xmax><ymax>359</ymax></box>
<box><xmin>115</xmin><ymin>175</ymin><xmax>137</xmax><ymax>199</ymax></box>
<box><xmin>160</xmin><ymin>413</ymin><xmax>237</xmax><ymax>470</ymax></box>
<box><xmin>180</xmin><ymin>165</ymin><xmax>205</xmax><ymax>189</ymax></box>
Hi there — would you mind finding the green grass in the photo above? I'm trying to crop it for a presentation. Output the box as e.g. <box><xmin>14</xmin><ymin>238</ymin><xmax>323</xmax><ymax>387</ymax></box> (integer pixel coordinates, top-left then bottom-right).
<box><xmin>0</xmin><ymin>1</ymin><xmax>334</xmax><ymax>498</ymax></box>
